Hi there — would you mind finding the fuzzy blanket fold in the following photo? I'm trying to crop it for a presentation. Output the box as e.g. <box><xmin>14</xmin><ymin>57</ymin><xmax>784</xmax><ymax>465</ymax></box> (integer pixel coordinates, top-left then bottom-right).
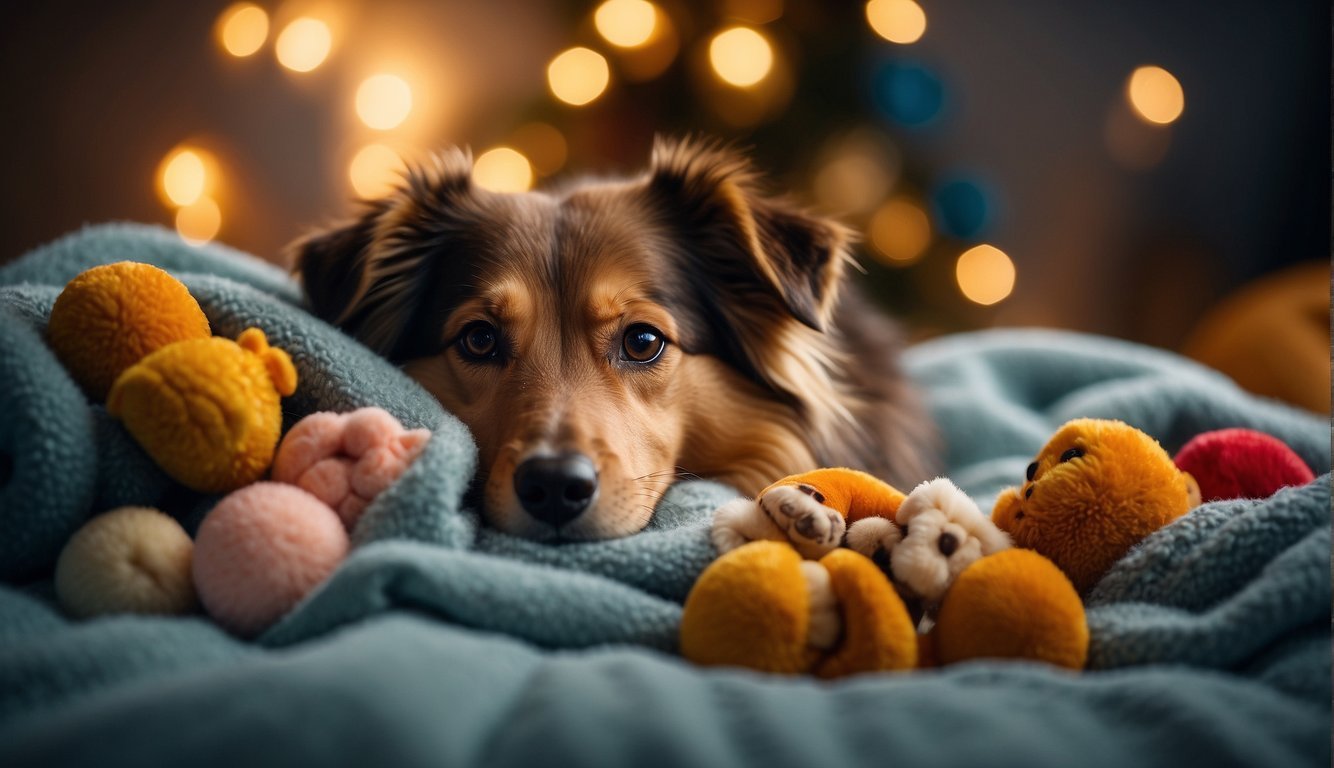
<box><xmin>0</xmin><ymin>223</ymin><xmax>1328</xmax><ymax>768</ymax></box>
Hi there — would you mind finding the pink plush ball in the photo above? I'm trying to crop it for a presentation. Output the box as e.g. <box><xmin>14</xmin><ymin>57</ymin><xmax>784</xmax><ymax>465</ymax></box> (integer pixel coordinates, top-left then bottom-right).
<box><xmin>1174</xmin><ymin>428</ymin><xmax>1315</xmax><ymax>503</ymax></box>
<box><xmin>193</xmin><ymin>482</ymin><xmax>348</xmax><ymax>637</ymax></box>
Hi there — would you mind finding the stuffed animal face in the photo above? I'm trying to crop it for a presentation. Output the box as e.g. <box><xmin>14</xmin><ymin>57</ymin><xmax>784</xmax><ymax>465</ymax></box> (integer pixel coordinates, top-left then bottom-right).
<box><xmin>888</xmin><ymin>478</ymin><xmax>1011</xmax><ymax>605</ymax></box>
<box><xmin>992</xmin><ymin>418</ymin><xmax>1192</xmax><ymax>594</ymax></box>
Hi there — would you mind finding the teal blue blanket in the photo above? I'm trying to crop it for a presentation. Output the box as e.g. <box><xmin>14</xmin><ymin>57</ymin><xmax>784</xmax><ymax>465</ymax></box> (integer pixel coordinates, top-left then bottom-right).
<box><xmin>0</xmin><ymin>224</ymin><xmax>1328</xmax><ymax>767</ymax></box>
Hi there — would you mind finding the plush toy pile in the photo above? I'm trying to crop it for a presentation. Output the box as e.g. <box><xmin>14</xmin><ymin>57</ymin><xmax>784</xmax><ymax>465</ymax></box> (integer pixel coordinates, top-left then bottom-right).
<box><xmin>683</xmin><ymin>417</ymin><xmax>1316</xmax><ymax>677</ymax></box>
<box><xmin>42</xmin><ymin>262</ymin><xmax>428</xmax><ymax>637</ymax></box>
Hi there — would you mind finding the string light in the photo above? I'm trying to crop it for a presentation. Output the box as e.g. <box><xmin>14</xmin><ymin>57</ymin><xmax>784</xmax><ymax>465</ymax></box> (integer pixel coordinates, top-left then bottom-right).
<box><xmin>216</xmin><ymin>3</ymin><xmax>269</xmax><ymax>57</ymax></box>
<box><xmin>472</xmin><ymin>147</ymin><xmax>534</xmax><ymax>193</ymax></box>
<box><xmin>868</xmin><ymin>197</ymin><xmax>931</xmax><ymax>266</ymax></box>
<box><xmin>955</xmin><ymin>244</ymin><xmax>1015</xmax><ymax>305</ymax></box>
<box><xmin>708</xmin><ymin>27</ymin><xmax>773</xmax><ymax>87</ymax></box>
<box><xmin>158</xmin><ymin>148</ymin><xmax>208</xmax><ymax>208</ymax></box>
<box><xmin>547</xmin><ymin>47</ymin><xmax>611</xmax><ymax>106</ymax></box>
<box><xmin>865</xmin><ymin>0</ymin><xmax>926</xmax><ymax>44</ymax></box>
<box><xmin>595</xmin><ymin>0</ymin><xmax>657</xmax><ymax>48</ymax></box>
<box><xmin>1126</xmin><ymin>65</ymin><xmax>1184</xmax><ymax>125</ymax></box>
<box><xmin>356</xmin><ymin>74</ymin><xmax>413</xmax><ymax>130</ymax></box>
<box><xmin>275</xmin><ymin>18</ymin><xmax>331</xmax><ymax>73</ymax></box>
<box><xmin>175</xmin><ymin>197</ymin><xmax>222</xmax><ymax>245</ymax></box>
<box><xmin>348</xmin><ymin>144</ymin><xmax>405</xmax><ymax>198</ymax></box>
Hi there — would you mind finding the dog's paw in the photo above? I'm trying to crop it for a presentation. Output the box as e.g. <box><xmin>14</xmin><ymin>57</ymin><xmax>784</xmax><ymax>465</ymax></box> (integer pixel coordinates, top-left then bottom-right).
<box><xmin>845</xmin><ymin>516</ymin><xmax>902</xmax><ymax>572</ymax></box>
<box><xmin>759</xmin><ymin>485</ymin><xmax>845</xmax><ymax>559</ymax></box>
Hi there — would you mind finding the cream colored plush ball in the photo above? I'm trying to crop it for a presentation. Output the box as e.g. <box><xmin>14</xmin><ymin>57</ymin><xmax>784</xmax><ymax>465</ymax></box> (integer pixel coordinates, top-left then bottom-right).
<box><xmin>55</xmin><ymin>506</ymin><xmax>198</xmax><ymax>619</ymax></box>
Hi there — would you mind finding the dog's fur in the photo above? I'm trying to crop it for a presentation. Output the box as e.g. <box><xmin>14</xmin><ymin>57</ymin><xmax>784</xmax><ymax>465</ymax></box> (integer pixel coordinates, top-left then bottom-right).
<box><xmin>290</xmin><ymin>137</ymin><xmax>935</xmax><ymax>541</ymax></box>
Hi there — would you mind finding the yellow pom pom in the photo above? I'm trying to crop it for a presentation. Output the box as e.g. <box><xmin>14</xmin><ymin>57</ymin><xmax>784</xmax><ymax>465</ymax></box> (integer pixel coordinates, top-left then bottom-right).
<box><xmin>933</xmin><ymin>548</ymin><xmax>1088</xmax><ymax>670</ymax></box>
<box><xmin>681</xmin><ymin>541</ymin><xmax>817</xmax><ymax>674</ymax></box>
<box><xmin>107</xmin><ymin>329</ymin><xmax>298</xmax><ymax>493</ymax></box>
<box><xmin>47</xmin><ymin>262</ymin><xmax>210</xmax><ymax>400</ymax></box>
<box><xmin>55</xmin><ymin>506</ymin><xmax>197</xmax><ymax>619</ymax></box>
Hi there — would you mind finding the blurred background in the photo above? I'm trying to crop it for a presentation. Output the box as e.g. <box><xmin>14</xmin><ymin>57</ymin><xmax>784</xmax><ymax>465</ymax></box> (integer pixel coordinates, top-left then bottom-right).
<box><xmin>1</xmin><ymin>0</ymin><xmax>1328</xmax><ymax>408</ymax></box>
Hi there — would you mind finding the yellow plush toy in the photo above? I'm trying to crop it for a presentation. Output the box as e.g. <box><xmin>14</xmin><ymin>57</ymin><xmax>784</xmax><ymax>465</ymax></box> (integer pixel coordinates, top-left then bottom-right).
<box><xmin>47</xmin><ymin>261</ymin><xmax>211</xmax><ymax>400</ymax></box>
<box><xmin>685</xmin><ymin>469</ymin><xmax>1087</xmax><ymax>677</ymax></box>
<box><xmin>108</xmin><ymin>328</ymin><xmax>298</xmax><ymax>494</ymax></box>
<box><xmin>991</xmin><ymin>418</ymin><xmax>1194</xmax><ymax>594</ymax></box>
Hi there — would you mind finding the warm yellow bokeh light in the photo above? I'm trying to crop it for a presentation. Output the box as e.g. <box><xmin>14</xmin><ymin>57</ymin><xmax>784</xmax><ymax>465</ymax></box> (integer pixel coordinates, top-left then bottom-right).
<box><xmin>708</xmin><ymin>27</ymin><xmax>773</xmax><ymax>87</ymax></box>
<box><xmin>175</xmin><ymin>197</ymin><xmax>222</xmax><ymax>245</ymax></box>
<box><xmin>472</xmin><ymin>147</ymin><xmax>534</xmax><ymax>193</ymax></box>
<box><xmin>1126</xmin><ymin>65</ymin><xmax>1184</xmax><ymax>125</ymax></box>
<box><xmin>548</xmin><ymin>47</ymin><xmax>611</xmax><ymax>106</ymax></box>
<box><xmin>356</xmin><ymin>74</ymin><xmax>413</xmax><ymax>130</ymax></box>
<box><xmin>595</xmin><ymin>0</ymin><xmax>658</xmax><ymax>48</ymax></box>
<box><xmin>217</xmin><ymin>3</ymin><xmax>269</xmax><ymax>58</ymax></box>
<box><xmin>348</xmin><ymin>144</ymin><xmax>405</xmax><ymax>199</ymax></box>
<box><xmin>865</xmin><ymin>0</ymin><xmax>926</xmax><ymax>44</ymax></box>
<box><xmin>956</xmin><ymin>244</ymin><xmax>1016</xmax><ymax>306</ymax></box>
<box><xmin>275</xmin><ymin>17</ymin><xmax>332</xmax><ymax>73</ymax></box>
<box><xmin>159</xmin><ymin>149</ymin><xmax>207</xmax><ymax>207</ymax></box>
<box><xmin>868</xmin><ymin>197</ymin><xmax>931</xmax><ymax>265</ymax></box>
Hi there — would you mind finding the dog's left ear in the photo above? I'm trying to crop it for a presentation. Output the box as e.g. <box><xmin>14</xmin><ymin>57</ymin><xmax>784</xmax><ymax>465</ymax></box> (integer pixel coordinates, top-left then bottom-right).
<box><xmin>644</xmin><ymin>137</ymin><xmax>851</xmax><ymax>331</ymax></box>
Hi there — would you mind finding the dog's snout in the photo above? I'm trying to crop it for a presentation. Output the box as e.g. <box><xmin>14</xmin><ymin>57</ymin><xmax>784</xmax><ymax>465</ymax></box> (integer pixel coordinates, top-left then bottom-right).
<box><xmin>513</xmin><ymin>453</ymin><xmax>598</xmax><ymax>528</ymax></box>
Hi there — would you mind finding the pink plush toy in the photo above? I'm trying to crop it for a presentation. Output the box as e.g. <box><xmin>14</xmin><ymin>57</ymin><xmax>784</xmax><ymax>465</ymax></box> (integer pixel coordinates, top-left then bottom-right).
<box><xmin>193</xmin><ymin>482</ymin><xmax>348</xmax><ymax>638</ymax></box>
<box><xmin>272</xmin><ymin>408</ymin><xmax>430</xmax><ymax>530</ymax></box>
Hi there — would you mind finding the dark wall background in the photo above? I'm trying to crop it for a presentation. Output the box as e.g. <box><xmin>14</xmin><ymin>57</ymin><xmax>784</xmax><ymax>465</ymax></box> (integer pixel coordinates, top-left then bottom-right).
<box><xmin>0</xmin><ymin>0</ymin><xmax>1327</xmax><ymax>347</ymax></box>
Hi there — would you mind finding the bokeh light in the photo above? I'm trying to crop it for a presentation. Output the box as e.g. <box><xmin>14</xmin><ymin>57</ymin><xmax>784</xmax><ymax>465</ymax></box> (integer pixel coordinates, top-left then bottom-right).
<box><xmin>595</xmin><ymin>0</ymin><xmax>657</xmax><ymax>48</ymax></box>
<box><xmin>275</xmin><ymin>18</ymin><xmax>331</xmax><ymax>73</ymax></box>
<box><xmin>159</xmin><ymin>148</ymin><xmax>208</xmax><ymax>208</ymax></box>
<box><xmin>955</xmin><ymin>244</ymin><xmax>1015</xmax><ymax>305</ymax></box>
<box><xmin>216</xmin><ymin>3</ymin><xmax>269</xmax><ymax>58</ymax></box>
<box><xmin>348</xmin><ymin>144</ymin><xmax>405</xmax><ymax>199</ymax></box>
<box><xmin>868</xmin><ymin>197</ymin><xmax>932</xmax><ymax>266</ymax></box>
<box><xmin>1126</xmin><ymin>65</ymin><xmax>1184</xmax><ymax>125</ymax></box>
<box><xmin>509</xmin><ymin>122</ymin><xmax>568</xmax><ymax>177</ymax></box>
<box><xmin>708</xmin><ymin>27</ymin><xmax>773</xmax><ymax>88</ymax></box>
<box><xmin>356</xmin><ymin>74</ymin><xmax>413</xmax><ymax>130</ymax></box>
<box><xmin>813</xmin><ymin>137</ymin><xmax>898</xmax><ymax>216</ymax></box>
<box><xmin>472</xmin><ymin>147</ymin><xmax>534</xmax><ymax>193</ymax></box>
<box><xmin>932</xmin><ymin>178</ymin><xmax>994</xmax><ymax>238</ymax></box>
<box><xmin>865</xmin><ymin>0</ymin><xmax>927</xmax><ymax>44</ymax></box>
<box><xmin>547</xmin><ymin>47</ymin><xmax>611</xmax><ymax>106</ymax></box>
<box><xmin>874</xmin><ymin>59</ymin><xmax>944</xmax><ymax>126</ymax></box>
<box><xmin>175</xmin><ymin>197</ymin><xmax>222</xmax><ymax>245</ymax></box>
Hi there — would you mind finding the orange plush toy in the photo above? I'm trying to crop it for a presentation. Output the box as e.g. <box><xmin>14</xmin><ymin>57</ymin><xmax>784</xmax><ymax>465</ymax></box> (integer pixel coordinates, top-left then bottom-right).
<box><xmin>684</xmin><ymin>469</ymin><xmax>1087</xmax><ymax>677</ymax></box>
<box><xmin>992</xmin><ymin>418</ymin><xmax>1195</xmax><ymax>594</ymax></box>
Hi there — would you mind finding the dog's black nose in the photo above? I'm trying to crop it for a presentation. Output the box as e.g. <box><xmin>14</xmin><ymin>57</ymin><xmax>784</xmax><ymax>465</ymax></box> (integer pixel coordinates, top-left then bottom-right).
<box><xmin>513</xmin><ymin>453</ymin><xmax>598</xmax><ymax>528</ymax></box>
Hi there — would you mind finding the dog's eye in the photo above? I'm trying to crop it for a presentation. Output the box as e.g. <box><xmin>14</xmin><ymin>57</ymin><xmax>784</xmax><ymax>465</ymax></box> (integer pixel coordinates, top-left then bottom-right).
<box><xmin>621</xmin><ymin>324</ymin><xmax>666</xmax><ymax>364</ymax></box>
<box><xmin>458</xmin><ymin>322</ymin><xmax>500</xmax><ymax>361</ymax></box>
<box><xmin>1059</xmin><ymin>447</ymin><xmax>1085</xmax><ymax>463</ymax></box>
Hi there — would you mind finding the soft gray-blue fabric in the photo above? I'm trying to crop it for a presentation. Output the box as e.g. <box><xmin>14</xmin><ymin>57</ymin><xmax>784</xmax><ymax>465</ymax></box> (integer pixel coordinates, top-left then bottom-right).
<box><xmin>0</xmin><ymin>224</ymin><xmax>1328</xmax><ymax>768</ymax></box>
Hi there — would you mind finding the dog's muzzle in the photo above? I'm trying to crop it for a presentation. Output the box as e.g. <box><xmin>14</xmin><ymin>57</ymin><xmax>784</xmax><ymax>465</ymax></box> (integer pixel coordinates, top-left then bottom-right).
<box><xmin>513</xmin><ymin>453</ymin><xmax>599</xmax><ymax>528</ymax></box>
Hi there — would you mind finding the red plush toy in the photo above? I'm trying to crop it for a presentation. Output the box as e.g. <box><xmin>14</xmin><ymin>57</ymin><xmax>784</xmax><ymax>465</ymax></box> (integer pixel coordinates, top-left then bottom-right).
<box><xmin>1173</xmin><ymin>428</ymin><xmax>1315</xmax><ymax>503</ymax></box>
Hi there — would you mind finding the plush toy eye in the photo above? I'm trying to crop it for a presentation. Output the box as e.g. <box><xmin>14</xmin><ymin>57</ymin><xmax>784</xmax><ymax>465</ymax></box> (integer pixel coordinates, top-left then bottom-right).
<box><xmin>1026</xmin><ymin>462</ymin><xmax>1038</xmax><ymax>481</ymax></box>
<box><xmin>458</xmin><ymin>322</ymin><xmax>500</xmax><ymax>361</ymax></box>
<box><xmin>937</xmin><ymin>532</ymin><xmax>958</xmax><ymax>557</ymax></box>
<box><xmin>621</xmin><ymin>324</ymin><xmax>666</xmax><ymax>364</ymax></box>
<box><xmin>1059</xmin><ymin>447</ymin><xmax>1085</xmax><ymax>463</ymax></box>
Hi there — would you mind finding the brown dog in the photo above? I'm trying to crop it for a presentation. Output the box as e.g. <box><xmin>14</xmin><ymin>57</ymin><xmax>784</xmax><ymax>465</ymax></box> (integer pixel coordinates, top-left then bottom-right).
<box><xmin>291</xmin><ymin>137</ymin><xmax>935</xmax><ymax>541</ymax></box>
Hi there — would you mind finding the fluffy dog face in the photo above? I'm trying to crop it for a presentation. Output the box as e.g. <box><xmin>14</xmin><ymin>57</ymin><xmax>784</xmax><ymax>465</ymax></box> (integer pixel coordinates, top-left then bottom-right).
<box><xmin>291</xmin><ymin>138</ymin><xmax>888</xmax><ymax>541</ymax></box>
